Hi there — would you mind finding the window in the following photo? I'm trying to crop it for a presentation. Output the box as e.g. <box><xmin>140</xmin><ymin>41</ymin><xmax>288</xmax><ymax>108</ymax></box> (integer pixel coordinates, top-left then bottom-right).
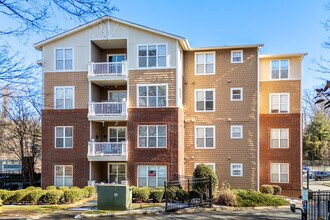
<box><xmin>138</xmin><ymin>84</ymin><xmax>167</xmax><ymax>107</ymax></box>
<box><xmin>231</xmin><ymin>163</ymin><xmax>243</xmax><ymax>176</ymax></box>
<box><xmin>195</xmin><ymin>163</ymin><xmax>216</xmax><ymax>172</ymax></box>
<box><xmin>270</xmin><ymin>163</ymin><xmax>289</xmax><ymax>183</ymax></box>
<box><xmin>231</xmin><ymin>88</ymin><xmax>243</xmax><ymax>101</ymax></box>
<box><xmin>271</xmin><ymin>60</ymin><xmax>289</xmax><ymax>79</ymax></box>
<box><xmin>195</xmin><ymin>89</ymin><xmax>215</xmax><ymax>111</ymax></box>
<box><xmin>270</xmin><ymin>129</ymin><xmax>289</xmax><ymax>148</ymax></box>
<box><xmin>54</xmin><ymin>165</ymin><xmax>73</xmax><ymax>187</ymax></box>
<box><xmin>231</xmin><ymin>125</ymin><xmax>243</xmax><ymax>139</ymax></box>
<box><xmin>54</xmin><ymin>86</ymin><xmax>74</xmax><ymax>109</ymax></box>
<box><xmin>55</xmin><ymin>48</ymin><xmax>73</xmax><ymax>70</ymax></box>
<box><xmin>55</xmin><ymin>126</ymin><xmax>73</xmax><ymax>148</ymax></box>
<box><xmin>195</xmin><ymin>52</ymin><xmax>215</xmax><ymax>74</ymax></box>
<box><xmin>231</xmin><ymin>50</ymin><xmax>243</xmax><ymax>63</ymax></box>
<box><xmin>138</xmin><ymin>125</ymin><xmax>167</xmax><ymax>148</ymax></box>
<box><xmin>195</xmin><ymin>126</ymin><xmax>215</xmax><ymax>148</ymax></box>
<box><xmin>270</xmin><ymin>93</ymin><xmax>289</xmax><ymax>113</ymax></box>
<box><xmin>109</xmin><ymin>164</ymin><xmax>126</xmax><ymax>184</ymax></box>
<box><xmin>138</xmin><ymin>45</ymin><xmax>166</xmax><ymax>68</ymax></box>
<box><xmin>138</xmin><ymin>165</ymin><xmax>167</xmax><ymax>188</ymax></box>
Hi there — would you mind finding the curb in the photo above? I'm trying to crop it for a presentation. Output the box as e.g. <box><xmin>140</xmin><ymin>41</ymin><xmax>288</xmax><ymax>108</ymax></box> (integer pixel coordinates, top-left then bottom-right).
<box><xmin>81</xmin><ymin>209</ymin><xmax>163</xmax><ymax>218</ymax></box>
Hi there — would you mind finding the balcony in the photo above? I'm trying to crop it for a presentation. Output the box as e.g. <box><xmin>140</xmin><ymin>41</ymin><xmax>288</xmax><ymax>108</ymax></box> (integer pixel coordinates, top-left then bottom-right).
<box><xmin>88</xmin><ymin>141</ymin><xmax>128</xmax><ymax>161</ymax></box>
<box><xmin>88</xmin><ymin>102</ymin><xmax>127</xmax><ymax>121</ymax></box>
<box><xmin>88</xmin><ymin>62</ymin><xmax>127</xmax><ymax>85</ymax></box>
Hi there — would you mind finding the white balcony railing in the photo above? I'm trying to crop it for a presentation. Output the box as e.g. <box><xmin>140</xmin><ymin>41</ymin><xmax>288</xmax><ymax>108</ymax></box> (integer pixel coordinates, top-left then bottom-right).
<box><xmin>88</xmin><ymin>141</ymin><xmax>127</xmax><ymax>157</ymax></box>
<box><xmin>88</xmin><ymin>62</ymin><xmax>127</xmax><ymax>76</ymax></box>
<box><xmin>88</xmin><ymin>102</ymin><xmax>127</xmax><ymax>116</ymax></box>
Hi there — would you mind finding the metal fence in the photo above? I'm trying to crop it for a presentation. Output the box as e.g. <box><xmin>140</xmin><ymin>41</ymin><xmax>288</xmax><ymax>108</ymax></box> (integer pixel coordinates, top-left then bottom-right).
<box><xmin>308</xmin><ymin>190</ymin><xmax>330</xmax><ymax>220</ymax></box>
<box><xmin>165</xmin><ymin>176</ymin><xmax>213</xmax><ymax>212</ymax></box>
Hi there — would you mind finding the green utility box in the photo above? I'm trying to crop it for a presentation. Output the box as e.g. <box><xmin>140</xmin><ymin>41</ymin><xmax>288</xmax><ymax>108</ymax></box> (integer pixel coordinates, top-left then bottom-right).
<box><xmin>97</xmin><ymin>184</ymin><xmax>132</xmax><ymax>210</ymax></box>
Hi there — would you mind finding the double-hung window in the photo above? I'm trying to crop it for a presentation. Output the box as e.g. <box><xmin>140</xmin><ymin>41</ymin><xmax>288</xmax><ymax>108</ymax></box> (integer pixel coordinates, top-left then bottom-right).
<box><xmin>231</xmin><ymin>163</ymin><xmax>243</xmax><ymax>177</ymax></box>
<box><xmin>55</xmin><ymin>126</ymin><xmax>73</xmax><ymax>148</ymax></box>
<box><xmin>270</xmin><ymin>129</ymin><xmax>289</xmax><ymax>148</ymax></box>
<box><xmin>231</xmin><ymin>88</ymin><xmax>243</xmax><ymax>101</ymax></box>
<box><xmin>231</xmin><ymin>125</ymin><xmax>243</xmax><ymax>139</ymax></box>
<box><xmin>195</xmin><ymin>52</ymin><xmax>215</xmax><ymax>74</ymax></box>
<box><xmin>138</xmin><ymin>125</ymin><xmax>167</xmax><ymax>148</ymax></box>
<box><xmin>55</xmin><ymin>48</ymin><xmax>73</xmax><ymax>70</ymax></box>
<box><xmin>270</xmin><ymin>93</ymin><xmax>289</xmax><ymax>113</ymax></box>
<box><xmin>54</xmin><ymin>86</ymin><xmax>74</xmax><ymax>109</ymax></box>
<box><xmin>231</xmin><ymin>50</ymin><xmax>243</xmax><ymax>63</ymax></box>
<box><xmin>137</xmin><ymin>165</ymin><xmax>167</xmax><ymax>188</ymax></box>
<box><xmin>138</xmin><ymin>45</ymin><xmax>166</xmax><ymax>68</ymax></box>
<box><xmin>195</xmin><ymin>89</ymin><xmax>215</xmax><ymax>111</ymax></box>
<box><xmin>195</xmin><ymin>126</ymin><xmax>215</xmax><ymax>148</ymax></box>
<box><xmin>54</xmin><ymin>165</ymin><xmax>73</xmax><ymax>187</ymax></box>
<box><xmin>271</xmin><ymin>60</ymin><xmax>289</xmax><ymax>79</ymax></box>
<box><xmin>138</xmin><ymin>84</ymin><xmax>167</xmax><ymax>107</ymax></box>
<box><xmin>270</xmin><ymin>163</ymin><xmax>289</xmax><ymax>183</ymax></box>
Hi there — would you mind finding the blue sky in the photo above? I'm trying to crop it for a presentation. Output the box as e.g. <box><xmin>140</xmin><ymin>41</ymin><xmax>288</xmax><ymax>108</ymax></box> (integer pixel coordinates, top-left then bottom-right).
<box><xmin>20</xmin><ymin>0</ymin><xmax>330</xmax><ymax>90</ymax></box>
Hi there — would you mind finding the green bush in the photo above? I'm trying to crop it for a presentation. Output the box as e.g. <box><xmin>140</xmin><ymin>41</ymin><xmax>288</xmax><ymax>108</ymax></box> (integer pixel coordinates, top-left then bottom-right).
<box><xmin>235</xmin><ymin>189</ymin><xmax>290</xmax><ymax>207</ymax></box>
<box><xmin>44</xmin><ymin>190</ymin><xmax>64</xmax><ymax>204</ymax></box>
<box><xmin>58</xmin><ymin>186</ymin><xmax>69</xmax><ymax>191</ymax></box>
<box><xmin>46</xmin><ymin>186</ymin><xmax>57</xmax><ymax>191</ymax></box>
<box><xmin>150</xmin><ymin>188</ymin><xmax>164</xmax><ymax>203</ymax></box>
<box><xmin>130</xmin><ymin>186</ymin><xmax>139</xmax><ymax>200</ymax></box>
<box><xmin>25</xmin><ymin>186</ymin><xmax>36</xmax><ymax>191</ymax></box>
<box><xmin>71</xmin><ymin>186</ymin><xmax>80</xmax><ymax>190</ymax></box>
<box><xmin>1</xmin><ymin>190</ymin><xmax>15</xmax><ymax>204</ymax></box>
<box><xmin>189</xmin><ymin>189</ymin><xmax>202</xmax><ymax>199</ymax></box>
<box><xmin>166</xmin><ymin>186</ymin><xmax>178</xmax><ymax>201</ymax></box>
<box><xmin>138</xmin><ymin>187</ymin><xmax>150</xmax><ymax>202</ymax></box>
<box><xmin>193</xmin><ymin>164</ymin><xmax>218</xmax><ymax>193</ymax></box>
<box><xmin>260</xmin><ymin>185</ymin><xmax>274</xmax><ymax>195</ymax></box>
<box><xmin>25</xmin><ymin>189</ymin><xmax>46</xmax><ymax>204</ymax></box>
<box><xmin>83</xmin><ymin>186</ymin><xmax>96</xmax><ymax>197</ymax></box>
<box><xmin>214</xmin><ymin>189</ymin><xmax>237</xmax><ymax>206</ymax></box>
<box><xmin>272</xmin><ymin>185</ymin><xmax>282</xmax><ymax>195</ymax></box>
<box><xmin>13</xmin><ymin>190</ymin><xmax>30</xmax><ymax>204</ymax></box>
<box><xmin>64</xmin><ymin>189</ymin><xmax>83</xmax><ymax>203</ymax></box>
<box><xmin>80</xmin><ymin>189</ymin><xmax>89</xmax><ymax>198</ymax></box>
<box><xmin>176</xmin><ymin>189</ymin><xmax>189</xmax><ymax>202</ymax></box>
<box><xmin>0</xmin><ymin>199</ymin><xmax>2</xmax><ymax>206</ymax></box>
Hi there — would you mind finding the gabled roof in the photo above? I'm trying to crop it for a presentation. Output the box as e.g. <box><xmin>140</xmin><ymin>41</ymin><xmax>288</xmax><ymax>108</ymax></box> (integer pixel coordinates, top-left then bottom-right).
<box><xmin>34</xmin><ymin>16</ymin><xmax>190</xmax><ymax>50</ymax></box>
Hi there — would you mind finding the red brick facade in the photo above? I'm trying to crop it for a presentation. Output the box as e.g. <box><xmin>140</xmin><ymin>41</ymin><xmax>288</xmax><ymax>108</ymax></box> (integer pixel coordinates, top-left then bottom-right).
<box><xmin>126</xmin><ymin>107</ymin><xmax>181</xmax><ymax>186</ymax></box>
<box><xmin>259</xmin><ymin>113</ymin><xmax>302</xmax><ymax>197</ymax></box>
<box><xmin>41</xmin><ymin>109</ymin><xmax>90</xmax><ymax>188</ymax></box>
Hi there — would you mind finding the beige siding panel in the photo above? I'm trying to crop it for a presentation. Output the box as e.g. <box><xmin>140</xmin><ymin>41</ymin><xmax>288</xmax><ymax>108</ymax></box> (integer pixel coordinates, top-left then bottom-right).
<box><xmin>259</xmin><ymin>80</ymin><xmax>301</xmax><ymax>114</ymax></box>
<box><xmin>42</xmin><ymin>20</ymin><xmax>177</xmax><ymax>72</ymax></box>
<box><xmin>44</xmin><ymin>72</ymin><xmax>88</xmax><ymax>109</ymax></box>
<box><xmin>183</xmin><ymin>48</ymin><xmax>258</xmax><ymax>189</ymax></box>
<box><xmin>260</xmin><ymin>57</ymin><xmax>302</xmax><ymax>81</ymax></box>
<box><xmin>128</xmin><ymin>69</ymin><xmax>176</xmax><ymax>108</ymax></box>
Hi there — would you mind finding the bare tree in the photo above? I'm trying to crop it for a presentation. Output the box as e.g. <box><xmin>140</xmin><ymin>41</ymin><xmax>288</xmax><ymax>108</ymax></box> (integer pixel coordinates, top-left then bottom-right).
<box><xmin>0</xmin><ymin>96</ymin><xmax>41</xmax><ymax>185</ymax></box>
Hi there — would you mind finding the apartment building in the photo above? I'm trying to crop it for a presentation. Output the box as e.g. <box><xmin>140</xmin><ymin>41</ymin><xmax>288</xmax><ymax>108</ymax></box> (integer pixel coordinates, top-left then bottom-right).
<box><xmin>34</xmin><ymin>16</ymin><xmax>305</xmax><ymax>197</ymax></box>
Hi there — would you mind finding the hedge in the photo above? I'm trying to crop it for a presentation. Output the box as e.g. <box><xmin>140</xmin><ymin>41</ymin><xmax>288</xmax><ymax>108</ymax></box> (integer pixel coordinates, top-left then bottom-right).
<box><xmin>84</xmin><ymin>186</ymin><xmax>96</xmax><ymax>197</ymax></box>
<box><xmin>260</xmin><ymin>185</ymin><xmax>274</xmax><ymax>195</ymax></box>
<box><xmin>150</xmin><ymin>188</ymin><xmax>164</xmax><ymax>203</ymax></box>
<box><xmin>234</xmin><ymin>189</ymin><xmax>289</xmax><ymax>207</ymax></box>
<box><xmin>44</xmin><ymin>190</ymin><xmax>64</xmax><ymax>204</ymax></box>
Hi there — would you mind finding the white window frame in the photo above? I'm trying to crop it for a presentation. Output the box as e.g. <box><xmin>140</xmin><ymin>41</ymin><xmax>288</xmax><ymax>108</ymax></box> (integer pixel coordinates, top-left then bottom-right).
<box><xmin>107</xmin><ymin>90</ymin><xmax>127</xmax><ymax>102</ymax></box>
<box><xmin>231</xmin><ymin>50</ymin><xmax>243</xmax><ymax>63</ymax></box>
<box><xmin>230</xmin><ymin>88</ymin><xmax>243</xmax><ymax>101</ymax></box>
<box><xmin>270</xmin><ymin>129</ymin><xmax>289</xmax><ymax>148</ymax></box>
<box><xmin>138</xmin><ymin>125</ymin><xmax>167</xmax><ymax>148</ymax></box>
<box><xmin>54</xmin><ymin>165</ymin><xmax>73</xmax><ymax>187</ymax></box>
<box><xmin>137</xmin><ymin>44</ymin><xmax>167</xmax><ymax>69</ymax></box>
<box><xmin>54</xmin><ymin>47</ymin><xmax>74</xmax><ymax>71</ymax></box>
<box><xmin>269</xmin><ymin>93</ymin><xmax>290</xmax><ymax>114</ymax></box>
<box><xmin>231</xmin><ymin>163</ymin><xmax>243</xmax><ymax>177</ymax></box>
<box><xmin>270</xmin><ymin>59</ymin><xmax>290</xmax><ymax>80</ymax></box>
<box><xmin>136</xmin><ymin>84</ymin><xmax>168</xmax><ymax>108</ymax></box>
<box><xmin>194</xmin><ymin>89</ymin><xmax>215</xmax><ymax>112</ymax></box>
<box><xmin>137</xmin><ymin>165</ymin><xmax>167</xmax><ymax>188</ymax></box>
<box><xmin>194</xmin><ymin>163</ymin><xmax>216</xmax><ymax>172</ymax></box>
<box><xmin>108</xmin><ymin>163</ymin><xmax>127</xmax><ymax>184</ymax></box>
<box><xmin>231</xmin><ymin>125</ymin><xmax>243</xmax><ymax>139</ymax></box>
<box><xmin>270</xmin><ymin>163</ymin><xmax>289</xmax><ymax>183</ymax></box>
<box><xmin>54</xmin><ymin>86</ymin><xmax>75</xmax><ymax>109</ymax></box>
<box><xmin>195</xmin><ymin>52</ymin><xmax>216</xmax><ymax>75</ymax></box>
<box><xmin>194</xmin><ymin>126</ymin><xmax>216</xmax><ymax>149</ymax></box>
<box><xmin>55</xmin><ymin>126</ymin><xmax>73</xmax><ymax>148</ymax></box>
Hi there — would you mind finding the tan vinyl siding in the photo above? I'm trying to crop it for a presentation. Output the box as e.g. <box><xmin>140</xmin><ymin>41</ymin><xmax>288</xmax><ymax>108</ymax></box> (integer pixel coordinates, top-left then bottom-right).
<box><xmin>43</xmin><ymin>72</ymin><xmax>88</xmax><ymax>109</ymax></box>
<box><xmin>183</xmin><ymin>48</ymin><xmax>258</xmax><ymax>190</ymax></box>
